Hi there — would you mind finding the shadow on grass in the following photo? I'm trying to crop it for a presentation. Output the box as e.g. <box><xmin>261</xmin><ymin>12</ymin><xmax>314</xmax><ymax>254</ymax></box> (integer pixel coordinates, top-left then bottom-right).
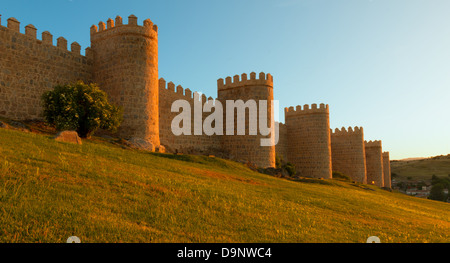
<box><xmin>150</xmin><ymin>152</ymin><xmax>233</xmax><ymax>169</ymax></box>
<box><xmin>291</xmin><ymin>177</ymin><xmax>335</xmax><ymax>186</ymax></box>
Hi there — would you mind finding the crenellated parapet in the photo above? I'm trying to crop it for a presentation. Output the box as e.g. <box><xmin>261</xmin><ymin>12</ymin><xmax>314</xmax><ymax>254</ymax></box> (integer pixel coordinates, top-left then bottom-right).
<box><xmin>158</xmin><ymin>78</ymin><xmax>221</xmax><ymax>154</ymax></box>
<box><xmin>285</xmin><ymin>103</ymin><xmax>329</xmax><ymax>117</ymax></box>
<box><xmin>364</xmin><ymin>140</ymin><xmax>382</xmax><ymax>148</ymax></box>
<box><xmin>91</xmin><ymin>14</ymin><xmax>160</xmax><ymax>146</ymax></box>
<box><xmin>0</xmin><ymin>15</ymin><xmax>91</xmax><ymax>57</ymax></box>
<box><xmin>159</xmin><ymin>78</ymin><xmax>215</xmax><ymax>102</ymax></box>
<box><xmin>217</xmin><ymin>71</ymin><xmax>275</xmax><ymax>168</ymax></box>
<box><xmin>284</xmin><ymin>103</ymin><xmax>330</xmax><ymax>118</ymax></box>
<box><xmin>285</xmin><ymin>102</ymin><xmax>332</xmax><ymax>179</ymax></box>
<box><xmin>217</xmin><ymin>72</ymin><xmax>273</xmax><ymax>90</ymax></box>
<box><xmin>331</xmin><ymin>126</ymin><xmax>363</xmax><ymax>136</ymax></box>
<box><xmin>364</xmin><ymin>140</ymin><xmax>384</xmax><ymax>187</ymax></box>
<box><xmin>0</xmin><ymin>14</ymin><xmax>93</xmax><ymax>120</ymax></box>
<box><xmin>0</xmin><ymin>11</ymin><xmax>394</xmax><ymax>177</ymax></box>
<box><xmin>90</xmin><ymin>15</ymin><xmax>158</xmax><ymax>42</ymax></box>
<box><xmin>330</xmin><ymin>125</ymin><xmax>367</xmax><ymax>183</ymax></box>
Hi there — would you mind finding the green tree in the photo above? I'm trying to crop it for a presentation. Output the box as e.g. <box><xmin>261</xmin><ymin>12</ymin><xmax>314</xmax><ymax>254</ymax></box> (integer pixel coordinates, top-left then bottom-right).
<box><xmin>42</xmin><ymin>81</ymin><xmax>123</xmax><ymax>138</ymax></box>
<box><xmin>275</xmin><ymin>154</ymin><xmax>283</xmax><ymax>169</ymax></box>
<box><xmin>283</xmin><ymin>162</ymin><xmax>296</xmax><ymax>176</ymax></box>
<box><xmin>429</xmin><ymin>183</ymin><xmax>446</xmax><ymax>202</ymax></box>
<box><xmin>431</xmin><ymin>174</ymin><xmax>439</xmax><ymax>184</ymax></box>
<box><xmin>397</xmin><ymin>182</ymin><xmax>406</xmax><ymax>190</ymax></box>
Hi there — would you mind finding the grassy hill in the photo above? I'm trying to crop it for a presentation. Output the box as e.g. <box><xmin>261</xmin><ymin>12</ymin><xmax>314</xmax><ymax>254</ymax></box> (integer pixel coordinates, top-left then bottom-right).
<box><xmin>0</xmin><ymin>127</ymin><xmax>449</xmax><ymax>243</ymax></box>
<box><xmin>391</xmin><ymin>155</ymin><xmax>450</xmax><ymax>180</ymax></box>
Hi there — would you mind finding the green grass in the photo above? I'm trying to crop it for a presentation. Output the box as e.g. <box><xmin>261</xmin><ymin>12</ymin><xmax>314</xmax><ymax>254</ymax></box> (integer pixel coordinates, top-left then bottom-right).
<box><xmin>0</xmin><ymin>128</ymin><xmax>449</xmax><ymax>243</ymax></box>
<box><xmin>391</xmin><ymin>155</ymin><xmax>450</xmax><ymax>180</ymax></box>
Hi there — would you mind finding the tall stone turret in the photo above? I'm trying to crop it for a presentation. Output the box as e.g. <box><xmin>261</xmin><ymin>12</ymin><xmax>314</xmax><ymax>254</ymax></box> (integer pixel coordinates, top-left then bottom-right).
<box><xmin>285</xmin><ymin>104</ymin><xmax>332</xmax><ymax>179</ymax></box>
<box><xmin>383</xmin><ymin>152</ymin><xmax>391</xmax><ymax>188</ymax></box>
<box><xmin>90</xmin><ymin>15</ymin><xmax>160</xmax><ymax>148</ymax></box>
<box><xmin>331</xmin><ymin>126</ymin><xmax>367</xmax><ymax>183</ymax></box>
<box><xmin>365</xmin><ymin>140</ymin><xmax>384</xmax><ymax>187</ymax></box>
<box><xmin>217</xmin><ymin>72</ymin><xmax>275</xmax><ymax>168</ymax></box>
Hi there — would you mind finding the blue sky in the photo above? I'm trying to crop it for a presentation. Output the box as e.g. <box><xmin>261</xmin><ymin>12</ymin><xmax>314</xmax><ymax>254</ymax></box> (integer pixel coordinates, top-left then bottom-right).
<box><xmin>1</xmin><ymin>0</ymin><xmax>449</xmax><ymax>159</ymax></box>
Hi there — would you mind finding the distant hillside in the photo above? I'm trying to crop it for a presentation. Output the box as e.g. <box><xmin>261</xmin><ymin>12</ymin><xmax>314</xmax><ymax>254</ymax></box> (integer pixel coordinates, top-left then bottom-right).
<box><xmin>397</xmin><ymin>157</ymin><xmax>427</xmax><ymax>162</ymax></box>
<box><xmin>391</xmin><ymin>155</ymin><xmax>450</xmax><ymax>180</ymax></box>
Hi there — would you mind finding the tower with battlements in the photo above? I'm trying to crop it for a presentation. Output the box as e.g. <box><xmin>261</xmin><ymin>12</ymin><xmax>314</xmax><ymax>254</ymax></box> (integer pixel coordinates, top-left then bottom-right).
<box><xmin>217</xmin><ymin>72</ymin><xmax>275</xmax><ymax>168</ymax></box>
<box><xmin>284</xmin><ymin>104</ymin><xmax>332</xmax><ymax>179</ymax></box>
<box><xmin>90</xmin><ymin>15</ymin><xmax>160</xmax><ymax>148</ymax></box>
<box><xmin>0</xmin><ymin>13</ymin><xmax>393</xmax><ymax>184</ymax></box>
<box><xmin>331</xmin><ymin>127</ymin><xmax>367</xmax><ymax>183</ymax></box>
<box><xmin>365</xmin><ymin>140</ymin><xmax>384</xmax><ymax>187</ymax></box>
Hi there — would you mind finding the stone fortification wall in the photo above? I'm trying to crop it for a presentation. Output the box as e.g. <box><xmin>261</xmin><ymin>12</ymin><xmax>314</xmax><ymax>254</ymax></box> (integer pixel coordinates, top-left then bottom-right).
<box><xmin>365</xmin><ymin>140</ymin><xmax>384</xmax><ymax>187</ymax></box>
<box><xmin>331</xmin><ymin>127</ymin><xmax>367</xmax><ymax>183</ymax></box>
<box><xmin>0</xmin><ymin>13</ymin><xmax>394</xmax><ymax>178</ymax></box>
<box><xmin>275</xmin><ymin>122</ymin><xmax>288</xmax><ymax>163</ymax></box>
<box><xmin>0</xmin><ymin>15</ymin><xmax>93</xmax><ymax>120</ymax></box>
<box><xmin>383</xmin><ymin>152</ymin><xmax>391</xmax><ymax>188</ymax></box>
<box><xmin>158</xmin><ymin>78</ymin><xmax>221</xmax><ymax>154</ymax></box>
<box><xmin>285</xmin><ymin>104</ymin><xmax>332</xmax><ymax>179</ymax></box>
<box><xmin>217</xmin><ymin>72</ymin><xmax>275</xmax><ymax>168</ymax></box>
<box><xmin>90</xmin><ymin>15</ymin><xmax>159</xmax><ymax>147</ymax></box>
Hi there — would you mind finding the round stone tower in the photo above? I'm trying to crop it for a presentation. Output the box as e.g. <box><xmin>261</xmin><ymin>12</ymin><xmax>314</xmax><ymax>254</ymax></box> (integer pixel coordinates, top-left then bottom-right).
<box><xmin>90</xmin><ymin>15</ymin><xmax>159</xmax><ymax>147</ymax></box>
<box><xmin>217</xmin><ymin>72</ymin><xmax>275</xmax><ymax>168</ymax></box>
<box><xmin>364</xmin><ymin>140</ymin><xmax>384</xmax><ymax>187</ymax></box>
<box><xmin>331</xmin><ymin>126</ymin><xmax>367</xmax><ymax>183</ymax></box>
<box><xmin>285</xmin><ymin>104</ymin><xmax>332</xmax><ymax>179</ymax></box>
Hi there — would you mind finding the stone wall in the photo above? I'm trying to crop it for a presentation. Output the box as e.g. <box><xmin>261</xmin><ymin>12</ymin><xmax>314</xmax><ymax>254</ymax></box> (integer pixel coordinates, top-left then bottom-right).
<box><xmin>285</xmin><ymin>104</ymin><xmax>332</xmax><ymax>179</ymax></box>
<box><xmin>0</xmin><ymin>13</ymin><xmax>393</xmax><ymax>181</ymax></box>
<box><xmin>0</xmin><ymin>16</ymin><xmax>93</xmax><ymax>120</ymax></box>
<box><xmin>217</xmin><ymin>72</ymin><xmax>275</xmax><ymax>168</ymax></box>
<box><xmin>158</xmin><ymin>78</ymin><xmax>221</xmax><ymax>154</ymax></box>
<box><xmin>90</xmin><ymin>15</ymin><xmax>160</xmax><ymax>147</ymax></box>
<box><xmin>331</xmin><ymin>127</ymin><xmax>367</xmax><ymax>183</ymax></box>
<box><xmin>275</xmin><ymin>122</ymin><xmax>288</xmax><ymax>163</ymax></box>
<box><xmin>365</xmin><ymin>140</ymin><xmax>384</xmax><ymax>187</ymax></box>
<box><xmin>383</xmin><ymin>152</ymin><xmax>391</xmax><ymax>188</ymax></box>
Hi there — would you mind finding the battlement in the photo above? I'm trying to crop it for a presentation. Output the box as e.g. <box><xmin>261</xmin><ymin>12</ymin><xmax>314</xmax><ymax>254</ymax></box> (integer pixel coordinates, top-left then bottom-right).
<box><xmin>217</xmin><ymin>72</ymin><xmax>273</xmax><ymax>90</ymax></box>
<box><xmin>0</xmin><ymin>15</ymin><xmax>90</xmax><ymax>57</ymax></box>
<box><xmin>90</xmin><ymin>15</ymin><xmax>158</xmax><ymax>39</ymax></box>
<box><xmin>364</xmin><ymin>140</ymin><xmax>382</xmax><ymax>148</ymax></box>
<box><xmin>284</xmin><ymin>103</ymin><xmax>329</xmax><ymax>117</ymax></box>
<box><xmin>159</xmin><ymin>78</ymin><xmax>214</xmax><ymax>102</ymax></box>
<box><xmin>331</xmin><ymin>126</ymin><xmax>363</xmax><ymax>136</ymax></box>
<box><xmin>0</xmin><ymin>11</ymin><xmax>392</xmax><ymax>176</ymax></box>
<box><xmin>277</xmin><ymin>122</ymin><xmax>286</xmax><ymax>128</ymax></box>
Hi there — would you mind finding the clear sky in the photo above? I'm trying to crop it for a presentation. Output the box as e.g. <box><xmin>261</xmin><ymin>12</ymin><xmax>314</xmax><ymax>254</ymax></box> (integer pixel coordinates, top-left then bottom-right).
<box><xmin>1</xmin><ymin>0</ymin><xmax>449</xmax><ymax>159</ymax></box>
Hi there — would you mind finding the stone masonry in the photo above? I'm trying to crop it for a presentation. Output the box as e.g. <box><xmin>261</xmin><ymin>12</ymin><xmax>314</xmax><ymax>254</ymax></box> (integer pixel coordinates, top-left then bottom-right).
<box><xmin>0</xmin><ymin>13</ymin><xmax>392</xmax><ymax>187</ymax></box>
<box><xmin>0</xmin><ymin>16</ymin><xmax>93</xmax><ymax>120</ymax></box>
<box><xmin>90</xmin><ymin>15</ymin><xmax>160</xmax><ymax>147</ymax></box>
<box><xmin>365</xmin><ymin>140</ymin><xmax>384</xmax><ymax>187</ymax></box>
<box><xmin>383</xmin><ymin>152</ymin><xmax>391</xmax><ymax>188</ymax></box>
<box><xmin>217</xmin><ymin>73</ymin><xmax>275</xmax><ymax>168</ymax></box>
<box><xmin>331</xmin><ymin>127</ymin><xmax>367</xmax><ymax>183</ymax></box>
<box><xmin>284</xmin><ymin>104</ymin><xmax>332</xmax><ymax>179</ymax></box>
